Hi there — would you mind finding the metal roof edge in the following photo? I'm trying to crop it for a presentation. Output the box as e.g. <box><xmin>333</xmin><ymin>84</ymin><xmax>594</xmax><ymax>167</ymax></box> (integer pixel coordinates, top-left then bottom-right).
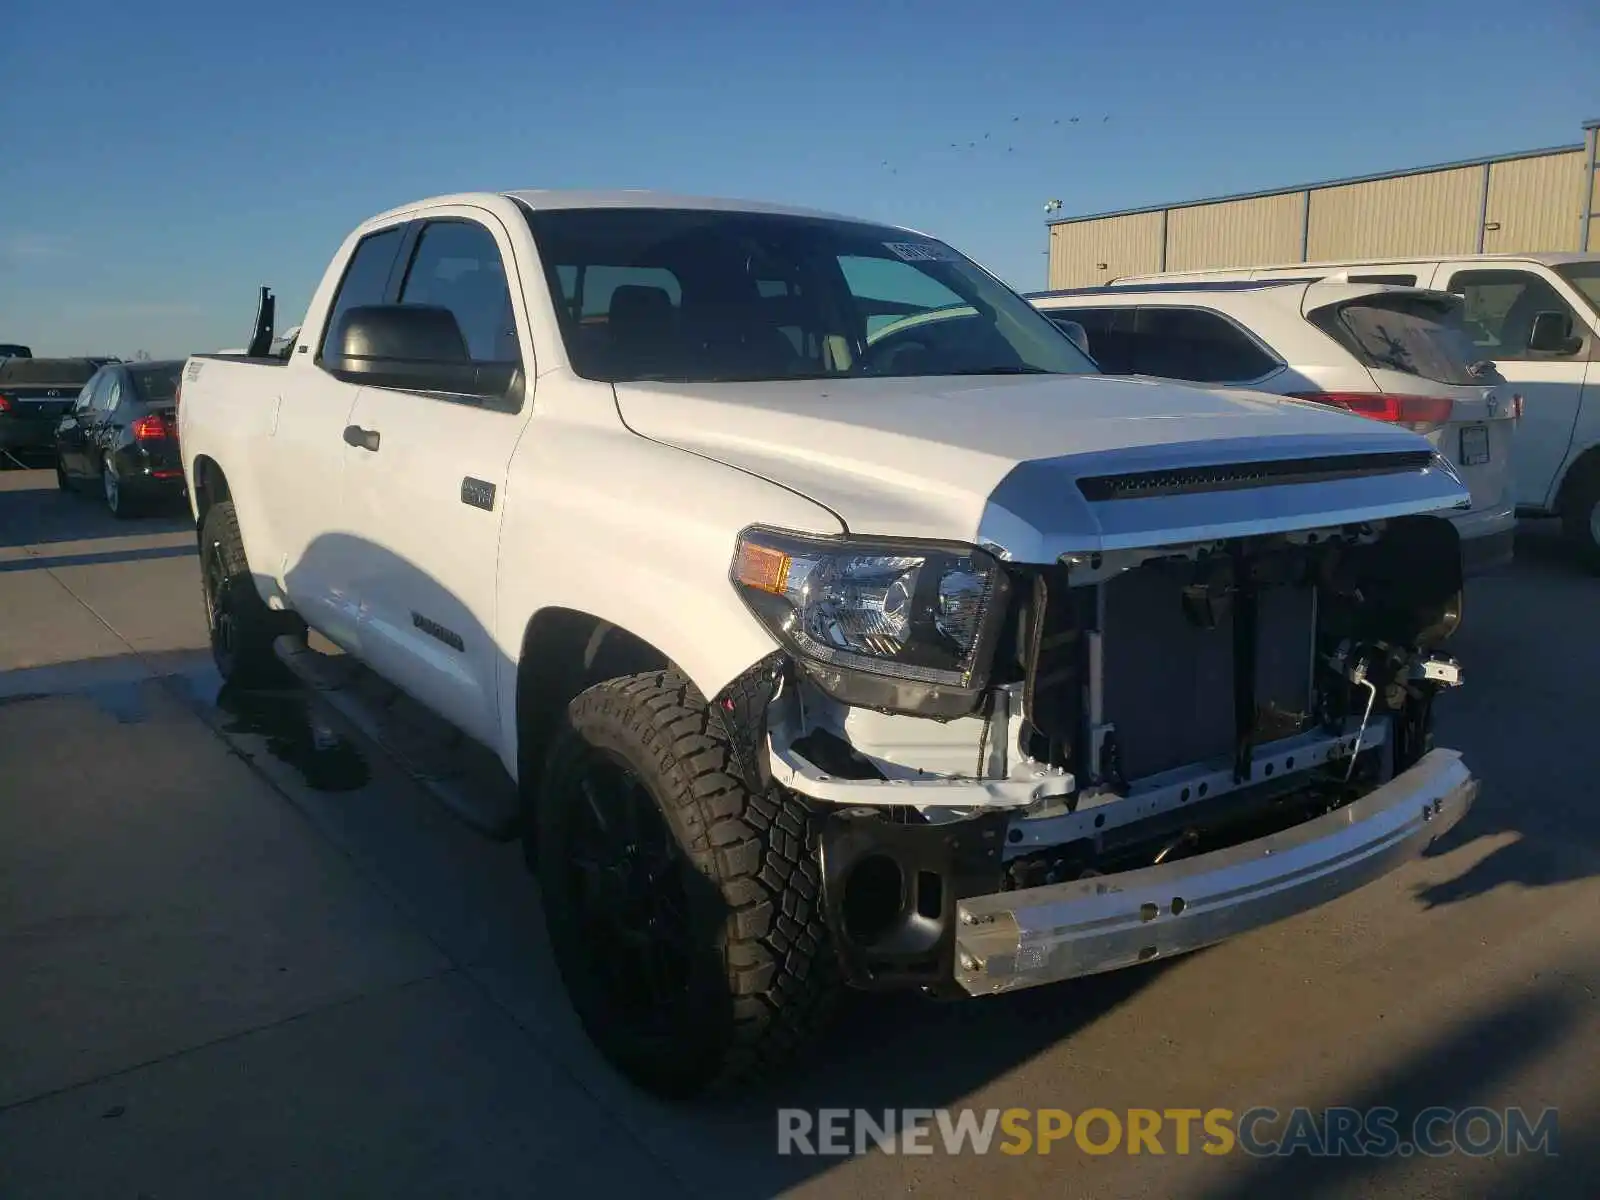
<box><xmin>1046</xmin><ymin>140</ymin><xmax>1588</xmax><ymax>227</ymax></box>
<box><xmin>1025</xmin><ymin>279</ymin><xmax>1316</xmax><ymax>299</ymax></box>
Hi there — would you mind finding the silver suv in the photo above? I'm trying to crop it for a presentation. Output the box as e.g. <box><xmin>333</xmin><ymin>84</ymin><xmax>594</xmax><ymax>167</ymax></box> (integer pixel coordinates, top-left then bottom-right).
<box><xmin>1030</xmin><ymin>278</ymin><xmax>1519</xmax><ymax>575</ymax></box>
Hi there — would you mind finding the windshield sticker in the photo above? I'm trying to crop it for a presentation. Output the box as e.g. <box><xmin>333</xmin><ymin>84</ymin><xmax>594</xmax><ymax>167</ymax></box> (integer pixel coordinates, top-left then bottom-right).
<box><xmin>883</xmin><ymin>241</ymin><xmax>961</xmax><ymax>264</ymax></box>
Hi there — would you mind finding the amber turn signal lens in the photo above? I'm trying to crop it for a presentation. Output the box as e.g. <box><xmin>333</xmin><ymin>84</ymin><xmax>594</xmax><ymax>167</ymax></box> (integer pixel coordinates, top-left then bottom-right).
<box><xmin>734</xmin><ymin>541</ymin><xmax>791</xmax><ymax>595</ymax></box>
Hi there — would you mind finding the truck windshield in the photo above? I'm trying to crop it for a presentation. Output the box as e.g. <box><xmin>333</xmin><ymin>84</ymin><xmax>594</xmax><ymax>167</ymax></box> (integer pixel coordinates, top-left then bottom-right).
<box><xmin>1308</xmin><ymin>295</ymin><xmax>1481</xmax><ymax>387</ymax></box>
<box><xmin>522</xmin><ymin>207</ymin><xmax>1098</xmax><ymax>383</ymax></box>
<box><xmin>1555</xmin><ymin>262</ymin><xmax>1600</xmax><ymax>317</ymax></box>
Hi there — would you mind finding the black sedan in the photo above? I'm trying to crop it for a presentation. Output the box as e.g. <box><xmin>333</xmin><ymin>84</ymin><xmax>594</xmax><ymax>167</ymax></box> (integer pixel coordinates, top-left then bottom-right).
<box><xmin>0</xmin><ymin>357</ymin><xmax>101</xmax><ymax>455</ymax></box>
<box><xmin>54</xmin><ymin>360</ymin><xmax>186</xmax><ymax>517</ymax></box>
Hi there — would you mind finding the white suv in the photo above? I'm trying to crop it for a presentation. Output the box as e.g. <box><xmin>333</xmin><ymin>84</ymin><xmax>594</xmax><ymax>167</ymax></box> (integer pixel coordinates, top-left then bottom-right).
<box><xmin>1030</xmin><ymin>278</ymin><xmax>1519</xmax><ymax>575</ymax></box>
<box><xmin>1112</xmin><ymin>254</ymin><xmax>1600</xmax><ymax>565</ymax></box>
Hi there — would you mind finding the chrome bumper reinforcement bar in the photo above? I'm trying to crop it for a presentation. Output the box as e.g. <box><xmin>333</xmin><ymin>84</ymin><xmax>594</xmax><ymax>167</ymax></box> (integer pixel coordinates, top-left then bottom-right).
<box><xmin>953</xmin><ymin>748</ymin><xmax>1477</xmax><ymax>995</ymax></box>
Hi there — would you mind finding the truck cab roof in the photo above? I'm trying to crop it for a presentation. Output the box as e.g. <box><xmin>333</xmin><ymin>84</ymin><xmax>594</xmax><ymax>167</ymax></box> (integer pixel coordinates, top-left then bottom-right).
<box><xmin>361</xmin><ymin>189</ymin><xmax>890</xmax><ymax>232</ymax></box>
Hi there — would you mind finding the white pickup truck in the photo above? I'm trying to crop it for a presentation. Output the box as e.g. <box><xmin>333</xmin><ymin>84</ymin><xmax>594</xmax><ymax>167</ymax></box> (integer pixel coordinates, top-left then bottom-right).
<box><xmin>178</xmin><ymin>191</ymin><xmax>1480</xmax><ymax>1098</ymax></box>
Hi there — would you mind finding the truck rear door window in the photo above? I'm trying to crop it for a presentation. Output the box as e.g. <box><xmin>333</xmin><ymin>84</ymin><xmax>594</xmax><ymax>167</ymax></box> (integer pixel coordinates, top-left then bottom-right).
<box><xmin>1310</xmin><ymin>296</ymin><xmax>1480</xmax><ymax>385</ymax></box>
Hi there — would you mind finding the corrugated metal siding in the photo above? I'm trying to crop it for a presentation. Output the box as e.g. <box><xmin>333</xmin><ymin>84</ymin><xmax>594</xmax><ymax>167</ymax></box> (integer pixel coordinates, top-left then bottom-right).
<box><xmin>1306</xmin><ymin>166</ymin><xmax>1481</xmax><ymax>259</ymax></box>
<box><xmin>1048</xmin><ymin>211</ymin><xmax>1163</xmax><ymax>289</ymax></box>
<box><xmin>1590</xmin><ymin>159</ymin><xmax>1600</xmax><ymax>251</ymax></box>
<box><xmin>1043</xmin><ymin>139</ymin><xmax>1599</xmax><ymax>280</ymax></box>
<box><xmin>1483</xmin><ymin>150</ymin><xmax>1585</xmax><ymax>252</ymax></box>
<box><xmin>1166</xmin><ymin>193</ymin><xmax>1305</xmax><ymax>271</ymax></box>
<box><xmin>1588</xmin><ymin>128</ymin><xmax>1600</xmax><ymax>252</ymax></box>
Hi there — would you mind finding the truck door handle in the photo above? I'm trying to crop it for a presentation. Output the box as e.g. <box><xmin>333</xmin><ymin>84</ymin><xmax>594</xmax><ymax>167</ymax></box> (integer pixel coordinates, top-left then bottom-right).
<box><xmin>343</xmin><ymin>425</ymin><xmax>381</xmax><ymax>452</ymax></box>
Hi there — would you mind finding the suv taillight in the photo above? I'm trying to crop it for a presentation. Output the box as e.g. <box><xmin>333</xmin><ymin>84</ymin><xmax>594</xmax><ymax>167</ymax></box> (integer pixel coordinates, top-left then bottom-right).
<box><xmin>132</xmin><ymin>413</ymin><xmax>171</xmax><ymax>441</ymax></box>
<box><xmin>1288</xmin><ymin>391</ymin><xmax>1454</xmax><ymax>433</ymax></box>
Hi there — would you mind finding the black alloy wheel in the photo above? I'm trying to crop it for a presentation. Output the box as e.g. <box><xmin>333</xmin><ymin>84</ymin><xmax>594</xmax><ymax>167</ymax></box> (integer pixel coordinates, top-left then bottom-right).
<box><xmin>558</xmin><ymin>747</ymin><xmax>695</xmax><ymax>1025</ymax></box>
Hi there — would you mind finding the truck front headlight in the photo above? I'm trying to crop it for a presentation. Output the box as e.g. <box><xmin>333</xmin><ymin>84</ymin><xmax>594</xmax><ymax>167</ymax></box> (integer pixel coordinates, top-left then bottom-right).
<box><xmin>730</xmin><ymin>528</ymin><xmax>1010</xmax><ymax>713</ymax></box>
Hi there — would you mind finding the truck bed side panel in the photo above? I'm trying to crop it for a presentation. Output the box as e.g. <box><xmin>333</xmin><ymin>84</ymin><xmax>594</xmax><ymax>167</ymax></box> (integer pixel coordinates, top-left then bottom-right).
<box><xmin>178</xmin><ymin>357</ymin><xmax>291</xmax><ymax>599</ymax></box>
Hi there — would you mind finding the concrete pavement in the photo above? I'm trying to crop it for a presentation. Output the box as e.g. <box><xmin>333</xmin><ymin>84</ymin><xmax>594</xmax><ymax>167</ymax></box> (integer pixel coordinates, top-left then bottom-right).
<box><xmin>2</xmin><ymin>465</ymin><xmax>1596</xmax><ymax>1198</ymax></box>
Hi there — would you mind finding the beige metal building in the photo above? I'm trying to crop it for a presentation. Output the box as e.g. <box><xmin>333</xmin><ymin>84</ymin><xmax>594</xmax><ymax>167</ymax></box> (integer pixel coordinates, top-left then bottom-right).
<box><xmin>1045</xmin><ymin>119</ymin><xmax>1600</xmax><ymax>289</ymax></box>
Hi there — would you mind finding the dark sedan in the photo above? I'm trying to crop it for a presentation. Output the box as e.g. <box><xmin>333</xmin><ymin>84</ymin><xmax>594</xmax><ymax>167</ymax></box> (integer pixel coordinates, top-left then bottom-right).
<box><xmin>0</xmin><ymin>357</ymin><xmax>100</xmax><ymax>454</ymax></box>
<box><xmin>54</xmin><ymin>360</ymin><xmax>186</xmax><ymax>517</ymax></box>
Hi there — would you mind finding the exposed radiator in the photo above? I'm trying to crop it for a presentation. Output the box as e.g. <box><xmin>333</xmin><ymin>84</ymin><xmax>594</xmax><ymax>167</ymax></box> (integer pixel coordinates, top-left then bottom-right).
<box><xmin>1099</xmin><ymin>564</ymin><xmax>1315</xmax><ymax>781</ymax></box>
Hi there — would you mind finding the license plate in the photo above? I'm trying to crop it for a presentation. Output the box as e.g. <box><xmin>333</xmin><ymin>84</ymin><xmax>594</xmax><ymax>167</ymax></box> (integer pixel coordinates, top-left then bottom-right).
<box><xmin>1460</xmin><ymin>425</ymin><xmax>1490</xmax><ymax>466</ymax></box>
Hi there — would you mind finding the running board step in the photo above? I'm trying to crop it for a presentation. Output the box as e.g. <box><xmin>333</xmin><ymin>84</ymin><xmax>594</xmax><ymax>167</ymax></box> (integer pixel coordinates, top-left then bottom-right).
<box><xmin>272</xmin><ymin>636</ymin><xmax>520</xmax><ymax>840</ymax></box>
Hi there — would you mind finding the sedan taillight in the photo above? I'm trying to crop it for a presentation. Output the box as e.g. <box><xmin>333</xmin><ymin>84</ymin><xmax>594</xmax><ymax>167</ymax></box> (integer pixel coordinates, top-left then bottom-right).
<box><xmin>132</xmin><ymin>413</ymin><xmax>171</xmax><ymax>441</ymax></box>
<box><xmin>0</xmin><ymin>393</ymin><xmax>11</xmax><ymax>413</ymax></box>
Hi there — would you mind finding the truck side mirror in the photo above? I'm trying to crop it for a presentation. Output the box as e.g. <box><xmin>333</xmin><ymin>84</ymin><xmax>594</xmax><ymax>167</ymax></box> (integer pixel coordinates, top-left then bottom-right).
<box><xmin>325</xmin><ymin>304</ymin><xmax>519</xmax><ymax>402</ymax></box>
<box><xmin>1527</xmin><ymin>310</ymin><xmax>1582</xmax><ymax>356</ymax></box>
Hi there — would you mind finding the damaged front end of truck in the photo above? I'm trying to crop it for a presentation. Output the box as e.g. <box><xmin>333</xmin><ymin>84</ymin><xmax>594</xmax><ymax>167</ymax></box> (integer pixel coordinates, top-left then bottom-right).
<box><xmin>722</xmin><ymin>436</ymin><xmax>1480</xmax><ymax>997</ymax></box>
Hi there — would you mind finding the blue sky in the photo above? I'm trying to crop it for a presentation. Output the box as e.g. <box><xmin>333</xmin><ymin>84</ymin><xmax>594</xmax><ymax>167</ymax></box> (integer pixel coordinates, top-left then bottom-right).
<box><xmin>2</xmin><ymin>0</ymin><xmax>1595</xmax><ymax>357</ymax></box>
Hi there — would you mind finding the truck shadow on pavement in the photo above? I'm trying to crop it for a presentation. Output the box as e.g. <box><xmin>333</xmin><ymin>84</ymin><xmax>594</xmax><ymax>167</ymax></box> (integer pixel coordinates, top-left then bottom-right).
<box><xmin>1412</xmin><ymin>521</ymin><xmax>1600</xmax><ymax>910</ymax></box>
<box><xmin>0</xmin><ymin>543</ymin><xmax>195</xmax><ymax>573</ymax></box>
<box><xmin>1193</xmin><ymin>964</ymin><xmax>1597</xmax><ymax>1200</ymax></box>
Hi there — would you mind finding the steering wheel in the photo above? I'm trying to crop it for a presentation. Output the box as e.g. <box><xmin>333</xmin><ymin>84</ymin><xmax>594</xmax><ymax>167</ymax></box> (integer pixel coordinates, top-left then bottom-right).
<box><xmin>857</xmin><ymin>335</ymin><xmax>935</xmax><ymax>376</ymax></box>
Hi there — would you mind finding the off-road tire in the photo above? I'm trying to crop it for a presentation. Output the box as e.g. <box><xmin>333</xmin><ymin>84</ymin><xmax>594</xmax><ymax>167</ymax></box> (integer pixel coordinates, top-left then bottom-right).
<box><xmin>535</xmin><ymin>669</ymin><xmax>841</xmax><ymax>1098</ymax></box>
<box><xmin>199</xmin><ymin>500</ymin><xmax>304</xmax><ymax>687</ymax></box>
<box><xmin>1560</xmin><ymin>460</ymin><xmax>1600</xmax><ymax>572</ymax></box>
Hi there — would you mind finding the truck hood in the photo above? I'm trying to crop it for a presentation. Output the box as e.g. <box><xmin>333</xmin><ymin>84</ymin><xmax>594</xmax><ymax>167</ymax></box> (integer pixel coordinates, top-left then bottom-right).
<box><xmin>613</xmin><ymin>374</ymin><xmax>1472</xmax><ymax>562</ymax></box>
